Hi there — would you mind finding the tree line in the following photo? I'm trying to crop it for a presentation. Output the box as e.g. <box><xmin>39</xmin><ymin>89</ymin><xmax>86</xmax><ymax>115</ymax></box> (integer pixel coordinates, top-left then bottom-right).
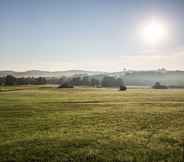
<box><xmin>0</xmin><ymin>75</ymin><xmax>125</xmax><ymax>88</ymax></box>
<box><xmin>0</xmin><ymin>75</ymin><xmax>47</xmax><ymax>86</ymax></box>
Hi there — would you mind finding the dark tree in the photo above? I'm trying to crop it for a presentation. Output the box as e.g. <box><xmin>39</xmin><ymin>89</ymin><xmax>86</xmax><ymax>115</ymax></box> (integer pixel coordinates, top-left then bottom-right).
<box><xmin>5</xmin><ymin>75</ymin><xmax>16</xmax><ymax>86</ymax></box>
<box><xmin>34</xmin><ymin>77</ymin><xmax>47</xmax><ymax>85</ymax></box>
<box><xmin>47</xmin><ymin>77</ymin><xmax>62</xmax><ymax>84</ymax></box>
<box><xmin>101</xmin><ymin>76</ymin><xmax>124</xmax><ymax>87</ymax></box>
<box><xmin>81</xmin><ymin>76</ymin><xmax>90</xmax><ymax>86</ymax></box>
<box><xmin>71</xmin><ymin>77</ymin><xmax>81</xmax><ymax>86</ymax></box>
<box><xmin>101</xmin><ymin>76</ymin><xmax>115</xmax><ymax>87</ymax></box>
<box><xmin>16</xmin><ymin>78</ymin><xmax>29</xmax><ymax>85</ymax></box>
<box><xmin>90</xmin><ymin>78</ymin><xmax>99</xmax><ymax>87</ymax></box>
<box><xmin>0</xmin><ymin>77</ymin><xmax>5</xmax><ymax>85</ymax></box>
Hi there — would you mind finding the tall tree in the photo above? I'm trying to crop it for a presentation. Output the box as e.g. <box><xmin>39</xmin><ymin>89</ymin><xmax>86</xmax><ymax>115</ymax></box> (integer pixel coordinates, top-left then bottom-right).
<box><xmin>5</xmin><ymin>75</ymin><xmax>16</xmax><ymax>86</ymax></box>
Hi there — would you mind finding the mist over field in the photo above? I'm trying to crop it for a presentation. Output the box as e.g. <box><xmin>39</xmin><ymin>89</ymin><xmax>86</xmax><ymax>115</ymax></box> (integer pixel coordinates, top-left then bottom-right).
<box><xmin>1</xmin><ymin>69</ymin><xmax>184</xmax><ymax>86</ymax></box>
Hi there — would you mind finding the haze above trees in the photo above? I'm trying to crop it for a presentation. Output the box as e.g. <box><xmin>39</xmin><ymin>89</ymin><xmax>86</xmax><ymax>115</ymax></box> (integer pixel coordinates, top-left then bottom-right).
<box><xmin>0</xmin><ymin>69</ymin><xmax>184</xmax><ymax>87</ymax></box>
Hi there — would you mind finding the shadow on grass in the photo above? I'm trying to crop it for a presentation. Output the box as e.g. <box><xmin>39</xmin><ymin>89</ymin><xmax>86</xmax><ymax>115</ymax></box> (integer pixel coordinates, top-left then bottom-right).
<box><xmin>0</xmin><ymin>138</ymin><xmax>183</xmax><ymax>162</ymax></box>
<box><xmin>0</xmin><ymin>89</ymin><xmax>24</xmax><ymax>92</ymax></box>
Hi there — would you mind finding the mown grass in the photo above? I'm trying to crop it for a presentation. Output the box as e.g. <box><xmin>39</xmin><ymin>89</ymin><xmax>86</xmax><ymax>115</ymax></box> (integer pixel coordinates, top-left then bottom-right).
<box><xmin>0</xmin><ymin>86</ymin><xmax>184</xmax><ymax>162</ymax></box>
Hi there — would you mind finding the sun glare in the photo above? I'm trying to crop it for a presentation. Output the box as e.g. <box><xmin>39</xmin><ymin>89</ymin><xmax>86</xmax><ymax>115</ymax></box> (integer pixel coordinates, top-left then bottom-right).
<box><xmin>140</xmin><ymin>18</ymin><xmax>168</xmax><ymax>45</ymax></box>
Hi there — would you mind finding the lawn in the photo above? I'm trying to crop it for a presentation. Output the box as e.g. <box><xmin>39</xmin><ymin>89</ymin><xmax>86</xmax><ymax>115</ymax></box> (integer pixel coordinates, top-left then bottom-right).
<box><xmin>0</xmin><ymin>86</ymin><xmax>184</xmax><ymax>162</ymax></box>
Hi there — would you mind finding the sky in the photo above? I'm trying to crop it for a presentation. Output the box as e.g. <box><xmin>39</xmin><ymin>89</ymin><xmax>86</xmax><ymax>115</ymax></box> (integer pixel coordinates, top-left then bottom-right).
<box><xmin>0</xmin><ymin>0</ymin><xmax>184</xmax><ymax>72</ymax></box>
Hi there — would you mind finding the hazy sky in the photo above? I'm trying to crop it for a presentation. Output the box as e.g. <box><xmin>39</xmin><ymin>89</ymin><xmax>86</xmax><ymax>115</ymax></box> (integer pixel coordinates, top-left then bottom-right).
<box><xmin>0</xmin><ymin>0</ymin><xmax>184</xmax><ymax>72</ymax></box>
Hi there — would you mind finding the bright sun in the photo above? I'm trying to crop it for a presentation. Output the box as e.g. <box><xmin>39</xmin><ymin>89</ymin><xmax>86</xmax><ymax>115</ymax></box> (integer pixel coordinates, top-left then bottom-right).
<box><xmin>141</xmin><ymin>18</ymin><xmax>168</xmax><ymax>45</ymax></box>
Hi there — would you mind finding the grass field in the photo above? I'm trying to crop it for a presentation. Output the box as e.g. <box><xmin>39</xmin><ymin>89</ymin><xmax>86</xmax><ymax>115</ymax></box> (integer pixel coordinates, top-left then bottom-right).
<box><xmin>0</xmin><ymin>86</ymin><xmax>184</xmax><ymax>162</ymax></box>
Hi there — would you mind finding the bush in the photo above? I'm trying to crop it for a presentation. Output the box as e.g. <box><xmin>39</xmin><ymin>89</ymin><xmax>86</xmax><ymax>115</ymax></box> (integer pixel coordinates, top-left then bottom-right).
<box><xmin>119</xmin><ymin>85</ymin><xmax>127</xmax><ymax>91</ymax></box>
<box><xmin>58</xmin><ymin>82</ymin><xmax>74</xmax><ymax>88</ymax></box>
<box><xmin>152</xmin><ymin>82</ymin><xmax>168</xmax><ymax>89</ymax></box>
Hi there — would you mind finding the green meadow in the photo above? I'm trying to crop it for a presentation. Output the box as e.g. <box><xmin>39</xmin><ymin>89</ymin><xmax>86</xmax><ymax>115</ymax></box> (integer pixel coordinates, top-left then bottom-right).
<box><xmin>0</xmin><ymin>86</ymin><xmax>184</xmax><ymax>162</ymax></box>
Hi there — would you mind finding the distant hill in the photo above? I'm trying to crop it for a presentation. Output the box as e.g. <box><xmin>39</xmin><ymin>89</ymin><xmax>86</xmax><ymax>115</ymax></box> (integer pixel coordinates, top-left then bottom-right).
<box><xmin>0</xmin><ymin>69</ymin><xmax>184</xmax><ymax>86</ymax></box>
<box><xmin>0</xmin><ymin>70</ymin><xmax>106</xmax><ymax>78</ymax></box>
